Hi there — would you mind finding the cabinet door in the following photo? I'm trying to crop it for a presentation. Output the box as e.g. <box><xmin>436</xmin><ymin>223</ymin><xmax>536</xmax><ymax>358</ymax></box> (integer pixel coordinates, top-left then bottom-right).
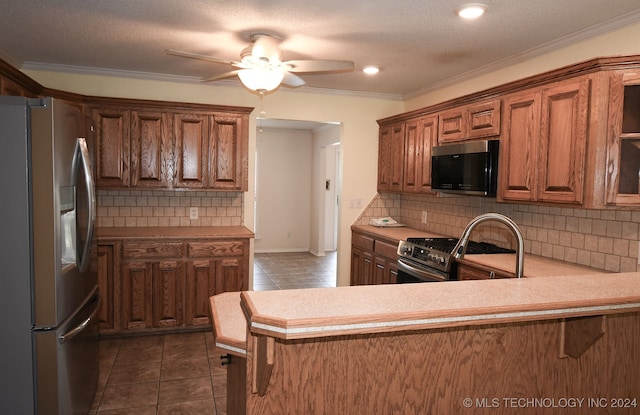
<box><xmin>0</xmin><ymin>76</ymin><xmax>30</xmax><ymax>97</ymax></box>
<box><xmin>373</xmin><ymin>256</ymin><xmax>398</xmax><ymax>284</ymax></box>
<box><xmin>389</xmin><ymin>122</ymin><xmax>405</xmax><ymax>192</ymax></box>
<box><xmin>91</xmin><ymin>107</ymin><xmax>131</xmax><ymax>188</ymax></box>
<box><xmin>97</xmin><ymin>244</ymin><xmax>116</xmax><ymax>332</ymax></box>
<box><xmin>215</xmin><ymin>258</ymin><xmax>246</xmax><ymax>293</ymax></box>
<box><xmin>418</xmin><ymin>116</ymin><xmax>437</xmax><ymax>192</ymax></box>
<box><xmin>131</xmin><ymin>110</ymin><xmax>171</xmax><ymax>188</ymax></box>
<box><xmin>173</xmin><ymin>113</ymin><xmax>208</xmax><ymax>188</ymax></box>
<box><xmin>350</xmin><ymin>247</ymin><xmax>373</xmax><ymax>286</ymax></box>
<box><xmin>498</xmin><ymin>91</ymin><xmax>541</xmax><ymax>202</ymax></box>
<box><xmin>121</xmin><ymin>261</ymin><xmax>152</xmax><ymax>330</ymax></box>
<box><xmin>151</xmin><ymin>260</ymin><xmax>184</xmax><ymax>328</ymax></box>
<box><xmin>186</xmin><ymin>260</ymin><xmax>216</xmax><ymax>326</ymax></box>
<box><xmin>209</xmin><ymin>115</ymin><xmax>247</xmax><ymax>190</ymax></box>
<box><xmin>438</xmin><ymin>108</ymin><xmax>465</xmax><ymax>143</ymax></box>
<box><xmin>377</xmin><ymin>125</ymin><xmax>392</xmax><ymax>192</ymax></box>
<box><xmin>538</xmin><ymin>78</ymin><xmax>589</xmax><ymax>204</ymax></box>
<box><xmin>605</xmin><ymin>70</ymin><xmax>640</xmax><ymax>205</ymax></box>
<box><xmin>467</xmin><ymin>99</ymin><xmax>501</xmax><ymax>139</ymax></box>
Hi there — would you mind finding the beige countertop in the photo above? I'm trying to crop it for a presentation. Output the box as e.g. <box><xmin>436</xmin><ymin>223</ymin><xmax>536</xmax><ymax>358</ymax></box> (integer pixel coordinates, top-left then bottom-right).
<box><xmin>463</xmin><ymin>253</ymin><xmax>605</xmax><ymax>277</ymax></box>
<box><xmin>97</xmin><ymin>226</ymin><xmax>254</xmax><ymax>240</ymax></box>
<box><xmin>239</xmin><ymin>272</ymin><xmax>640</xmax><ymax>341</ymax></box>
<box><xmin>353</xmin><ymin>224</ymin><xmax>604</xmax><ymax>278</ymax></box>
<box><xmin>351</xmin><ymin>224</ymin><xmax>444</xmax><ymax>242</ymax></box>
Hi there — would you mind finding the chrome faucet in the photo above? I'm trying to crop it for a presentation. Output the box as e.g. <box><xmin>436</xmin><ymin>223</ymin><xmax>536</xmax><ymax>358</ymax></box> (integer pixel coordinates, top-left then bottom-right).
<box><xmin>451</xmin><ymin>212</ymin><xmax>525</xmax><ymax>278</ymax></box>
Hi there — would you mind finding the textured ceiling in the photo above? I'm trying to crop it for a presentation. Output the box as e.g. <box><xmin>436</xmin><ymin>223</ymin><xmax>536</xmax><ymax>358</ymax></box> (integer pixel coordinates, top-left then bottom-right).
<box><xmin>1</xmin><ymin>1</ymin><xmax>640</xmax><ymax>98</ymax></box>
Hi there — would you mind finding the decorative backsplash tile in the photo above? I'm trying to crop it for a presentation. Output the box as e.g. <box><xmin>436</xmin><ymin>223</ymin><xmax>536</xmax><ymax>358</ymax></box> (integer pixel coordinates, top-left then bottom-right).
<box><xmin>97</xmin><ymin>190</ymin><xmax>244</xmax><ymax>227</ymax></box>
<box><xmin>357</xmin><ymin>193</ymin><xmax>640</xmax><ymax>273</ymax></box>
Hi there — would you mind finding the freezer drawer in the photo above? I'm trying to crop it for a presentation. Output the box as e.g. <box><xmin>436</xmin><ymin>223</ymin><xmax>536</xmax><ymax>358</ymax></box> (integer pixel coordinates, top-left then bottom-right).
<box><xmin>34</xmin><ymin>293</ymin><xmax>99</xmax><ymax>415</ymax></box>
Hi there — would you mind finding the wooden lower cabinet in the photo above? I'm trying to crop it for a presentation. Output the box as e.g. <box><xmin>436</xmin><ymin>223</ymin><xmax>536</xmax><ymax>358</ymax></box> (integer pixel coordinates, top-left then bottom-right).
<box><xmin>456</xmin><ymin>261</ymin><xmax>513</xmax><ymax>280</ymax></box>
<box><xmin>185</xmin><ymin>257</ymin><xmax>246</xmax><ymax>326</ymax></box>
<box><xmin>97</xmin><ymin>243</ymin><xmax>117</xmax><ymax>333</ymax></box>
<box><xmin>99</xmin><ymin>236</ymin><xmax>249</xmax><ymax>334</ymax></box>
<box><xmin>350</xmin><ymin>230</ymin><xmax>398</xmax><ymax>285</ymax></box>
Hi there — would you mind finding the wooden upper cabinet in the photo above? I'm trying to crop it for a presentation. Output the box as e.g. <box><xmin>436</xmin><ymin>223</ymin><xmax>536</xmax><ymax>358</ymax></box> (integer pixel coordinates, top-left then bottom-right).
<box><xmin>499</xmin><ymin>77</ymin><xmax>589</xmax><ymax>204</ymax></box>
<box><xmin>403</xmin><ymin>116</ymin><xmax>437</xmax><ymax>193</ymax></box>
<box><xmin>438</xmin><ymin>99</ymin><xmax>501</xmax><ymax>143</ymax></box>
<box><xmin>468</xmin><ymin>99</ymin><xmax>501</xmax><ymax>139</ymax></box>
<box><xmin>89</xmin><ymin>101</ymin><xmax>250</xmax><ymax>191</ymax></box>
<box><xmin>173</xmin><ymin>113</ymin><xmax>208</xmax><ymax>189</ymax></box>
<box><xmin>0</xmin><ymin>76</ymin><xmax>32</xmax><ymax>97</ymax></box>
<box><xmin>209</xmin><ymin>114</ymin><xmax>247</xmax><ymax>190</ymax></box>
<box><xmin>130</xmin><ymin>111</ymin><xmax>171</xmax><ymax>188</ymax></box>
<box><xmin>377</xmin><ymin>124</ymin><xmax>392</xmax><ymax>192</ymax></box>
<box><xmin>377</xmin><ymin>121</ymin><xmax>405</xmax><ymax>193</ymax></box>
<box><xmin>173</xmin><ymin>112</ymin><xmax>248</xmax><ymax>191</ymax></box>
<box><xmin>538</xmin><ymin>78</ymin><xmax>589</xmax><ymax>204</ymax></box>
<box><xmin>91</xmin><ymin>107</ymin><xmax>131</xmax><ymax>188</ymax></box>
<box><xmin>389</xmin><ymin>122</ymin><xmax>406</xmax><ymax>192</ymax></box>
<box><xmin>499</xmin><ymin>91</ymin><xmax>541</xmax><ymax>202</ymax></box>
<box><xmin>437</xmin><ymin>108</ymin><xmax>465</xmax><ymax>142</ymax></box>
<box><xmin>605</xmin><ymin>70</ymin><xmax>640</xmax><ymax>206</ymax></box>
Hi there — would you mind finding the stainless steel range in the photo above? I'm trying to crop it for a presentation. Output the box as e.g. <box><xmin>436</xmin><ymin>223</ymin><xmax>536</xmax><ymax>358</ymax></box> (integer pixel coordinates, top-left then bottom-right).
<box><xmin>396</xmin><ymin>237</ymin><xmax>515</xmax><ymax>283</ymax></box>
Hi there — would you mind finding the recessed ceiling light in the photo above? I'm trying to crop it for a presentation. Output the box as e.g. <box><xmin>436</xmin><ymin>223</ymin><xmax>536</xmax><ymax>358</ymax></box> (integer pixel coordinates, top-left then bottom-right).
<box><xmin>457</xmin><ymin>3</ymin><xmax>487</xmax><ymax>19</ymax></box>
<box><xmin>363</xmin><ymin>65</ymin><xmax>380</xmax><ymax>75</ymax></box>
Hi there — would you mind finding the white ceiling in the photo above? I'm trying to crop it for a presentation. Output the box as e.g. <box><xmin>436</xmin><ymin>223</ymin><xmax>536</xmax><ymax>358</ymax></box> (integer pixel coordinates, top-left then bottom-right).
<box><xmin>1</xmin><ymin>0</ymin><xmax>640</xmax><ymax>100</ymax></box>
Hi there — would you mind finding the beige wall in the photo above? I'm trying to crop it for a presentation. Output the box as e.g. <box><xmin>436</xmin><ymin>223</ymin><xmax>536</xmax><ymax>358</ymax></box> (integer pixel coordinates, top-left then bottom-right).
<box><xmin>405</xmin><ymin>21</ymin><xmax>640</xmax><ymax>110</ymax></box>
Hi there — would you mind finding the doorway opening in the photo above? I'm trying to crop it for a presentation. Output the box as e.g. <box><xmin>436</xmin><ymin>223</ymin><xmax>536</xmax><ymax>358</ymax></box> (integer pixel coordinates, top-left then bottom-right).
<box><xmin>253</xmin><ymin>119</ymin><xmax>341</xmax><ymax>289</ymax></box>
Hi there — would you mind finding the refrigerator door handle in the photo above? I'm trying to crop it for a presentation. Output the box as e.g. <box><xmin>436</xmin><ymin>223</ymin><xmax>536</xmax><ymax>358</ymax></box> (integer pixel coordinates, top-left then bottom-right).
<box><xmin>72</xmin><ymin>137</ymin><xmax>96</xmax><ymax>272</ymax></box>
<box><xmin>58</xmin><ymin>296</ymin><xmax>100</xmax><ymax>344</ymax></box>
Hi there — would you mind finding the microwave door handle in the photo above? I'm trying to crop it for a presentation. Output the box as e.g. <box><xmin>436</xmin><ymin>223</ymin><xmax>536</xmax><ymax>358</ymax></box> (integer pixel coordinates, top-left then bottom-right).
<box><xmin>73</xmin><ymin>137</ymin><xmax>96</xmax><ymax>272</ymax></box>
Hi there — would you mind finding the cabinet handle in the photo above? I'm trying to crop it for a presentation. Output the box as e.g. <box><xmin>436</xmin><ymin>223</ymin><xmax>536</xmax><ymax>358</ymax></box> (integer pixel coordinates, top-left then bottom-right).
<box><xmin>489</xmin><ymin>271</ymin><xmax>496</xmax><ymax>279</ymax></box>
<box><xmin>220</xmin><ymin>354</ymin><xmax>232</xmax><ymax>366</ymax></box>
<box><xmin>364</xmin><ymin>258</ymin><xmax>371</xmax><ymax>263</ymax></box>
<box><xmin>376</xmin><ymin>264</ymin><xmax>384</xmax><ymax>269</ymax></box>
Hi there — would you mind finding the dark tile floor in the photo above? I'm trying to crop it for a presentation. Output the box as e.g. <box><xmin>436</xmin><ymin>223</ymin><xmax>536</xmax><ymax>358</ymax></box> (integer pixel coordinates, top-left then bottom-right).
<box><xmin>253</xmin><ymin>251</ymin><xmax>337</xmax><ymax>290</ymax></box>
<box><xmin>91</xmin><ymin>251</ymin><xmax>337</xmax><ymax>414</ymax></box>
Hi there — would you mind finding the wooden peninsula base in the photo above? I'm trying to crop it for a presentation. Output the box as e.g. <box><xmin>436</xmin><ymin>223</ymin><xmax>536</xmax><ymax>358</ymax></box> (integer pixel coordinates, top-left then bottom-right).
<box><xmin>210</xmin><ymin>274</ymin><xmax>640</xmax><ymax>415</ymax></box>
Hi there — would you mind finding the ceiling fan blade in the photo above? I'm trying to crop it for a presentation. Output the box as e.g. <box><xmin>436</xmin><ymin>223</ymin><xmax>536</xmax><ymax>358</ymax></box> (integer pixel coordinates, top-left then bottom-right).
<box><xmin>200</xmin><ymin>70</ymin><xmax>241</xmax><ymax>83</ymax></box>
<box><xmin>282</xmin><ymin>72</ymin><xmax>306</xmax><ymax>87</ymax></box>
<box><xmin>284</xmin><ymin>59</ymin><xmax>354</xmax><ymax>73</ymax></box>
<box><xmin>165</xmin><ymin>49</ymin><xmax>241</xmax><ymax>66</ymax></box>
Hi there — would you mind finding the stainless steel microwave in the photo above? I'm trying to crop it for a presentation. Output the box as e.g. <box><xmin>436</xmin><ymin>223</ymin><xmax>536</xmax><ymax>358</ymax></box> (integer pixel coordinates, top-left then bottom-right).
<box><xmin>431</xmin><ymin>139</ymin><xmax>499</xmax><ymax>196</ymax></box>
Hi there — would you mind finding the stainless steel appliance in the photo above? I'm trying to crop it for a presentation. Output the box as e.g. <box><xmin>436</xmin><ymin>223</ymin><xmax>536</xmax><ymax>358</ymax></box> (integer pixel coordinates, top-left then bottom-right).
<box><xmin>431</xmin><ymin>139</ymin><xmax>499</xmax><ymax>196</ymax></box>
<box><xmin>396</xmin><ymin>237</ymin><xmax>514</xmax><ymax>283</ymax></box>
<box><xmin>0</xmin><ymin>96</ymin><xmax>98</xmax><ymax>414</ymax></box>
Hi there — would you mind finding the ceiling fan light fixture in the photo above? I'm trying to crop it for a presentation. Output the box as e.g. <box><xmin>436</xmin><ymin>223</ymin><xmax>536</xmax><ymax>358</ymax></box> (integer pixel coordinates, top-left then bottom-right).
<box><xmin>237</xmin><ymin>68</ymin><xmax>285</xmax><ymax>92</ymax></box>
<box><xmin>363</xmin><ymin>65</ymin><xmax>380</xmax><ymax>75</ymax></box>
<box><xmin>457</xmin><ymin>3</ymin><xmax>487</xmax><ymax>19</ymax></box>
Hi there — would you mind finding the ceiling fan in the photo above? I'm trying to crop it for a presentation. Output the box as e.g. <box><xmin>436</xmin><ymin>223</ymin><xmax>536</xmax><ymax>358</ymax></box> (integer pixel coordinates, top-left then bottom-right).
<box><xmin>166</xmin><ymin>33</ymin><xmax>355</xmax><ymax>92</ymax></box>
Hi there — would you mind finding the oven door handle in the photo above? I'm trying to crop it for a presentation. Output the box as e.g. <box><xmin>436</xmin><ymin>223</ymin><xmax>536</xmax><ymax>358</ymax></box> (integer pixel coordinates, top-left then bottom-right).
<box><xmin>397</xmin><ymin>258</ymin><xmax>448</xmax><ymax>282</ymax></box>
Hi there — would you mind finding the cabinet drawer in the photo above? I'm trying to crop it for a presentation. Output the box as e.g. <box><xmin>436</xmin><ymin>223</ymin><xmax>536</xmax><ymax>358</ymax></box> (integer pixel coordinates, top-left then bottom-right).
<box><xmin>352</xmin><ymin>233</ymin><xmax>374</xmax><ymax>251</ymax></box>
<box><xmin>188</xmin><ymin>241</ymin><xmax>245</xmax><ymax>257</ymax></box>
<box><xmin>122</xmin><ymin>241</ymin><xmax>184</xmax><ymax>259</ymax></box>
<box><xmin>374</xmin><ymin>240</ymin><xmax>399</xmax><ymax>260</ymax></box>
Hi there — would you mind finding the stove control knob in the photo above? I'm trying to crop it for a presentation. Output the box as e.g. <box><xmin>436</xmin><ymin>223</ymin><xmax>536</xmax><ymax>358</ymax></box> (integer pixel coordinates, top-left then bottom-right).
<box><xmin>438</xmin><ymin>256</ymin><xmax>446</xmax><ymax>264</ymax></box>
<box><xmin>400</xmin><ymin>245</ymin><xmax>412</xmax><ymax>255</ymax></box>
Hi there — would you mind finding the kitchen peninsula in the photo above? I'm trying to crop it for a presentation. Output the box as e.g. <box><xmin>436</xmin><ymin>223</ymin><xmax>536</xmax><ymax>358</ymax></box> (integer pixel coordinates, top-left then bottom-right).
<box><xmin>211</xmin><ymin>272</ymin><xmax>640</xmax><ymax>415</ymax></box>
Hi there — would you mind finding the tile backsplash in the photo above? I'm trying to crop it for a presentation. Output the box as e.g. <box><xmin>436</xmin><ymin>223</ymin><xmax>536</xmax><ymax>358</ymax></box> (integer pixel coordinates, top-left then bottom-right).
<box><xmin>97</xmin><ymin>190</ymin><xmax>244</xmax><ymax>228</ymax></box>
<box><xmin>356</xmin><ymin>192</ymin><xmax>640</xmax><ymax>273</ymax></box>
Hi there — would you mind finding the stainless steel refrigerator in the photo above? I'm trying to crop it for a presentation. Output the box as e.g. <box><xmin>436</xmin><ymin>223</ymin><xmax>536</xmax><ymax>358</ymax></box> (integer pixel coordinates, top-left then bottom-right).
<box><xmin>0</xmin><ymin>96</ymin><xmax>99</xmax><ymax>414</ymax></box>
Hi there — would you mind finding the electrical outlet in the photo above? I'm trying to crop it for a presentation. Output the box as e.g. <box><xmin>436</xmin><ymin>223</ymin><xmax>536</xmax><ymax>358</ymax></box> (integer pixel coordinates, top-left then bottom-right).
<box><xmin>189</xmin><ymin>207</ymin><xmax>198</xmax><ymax>220</ymax></box>
<box><xmin>287</xmin><ymin>232</ymin><xmax>292</xmax><ymax>239</ymax></box>
<box><xmin>421</xmin><ymin>211</ymin><xmax>428</xmax><ymax>224</ymax></box>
